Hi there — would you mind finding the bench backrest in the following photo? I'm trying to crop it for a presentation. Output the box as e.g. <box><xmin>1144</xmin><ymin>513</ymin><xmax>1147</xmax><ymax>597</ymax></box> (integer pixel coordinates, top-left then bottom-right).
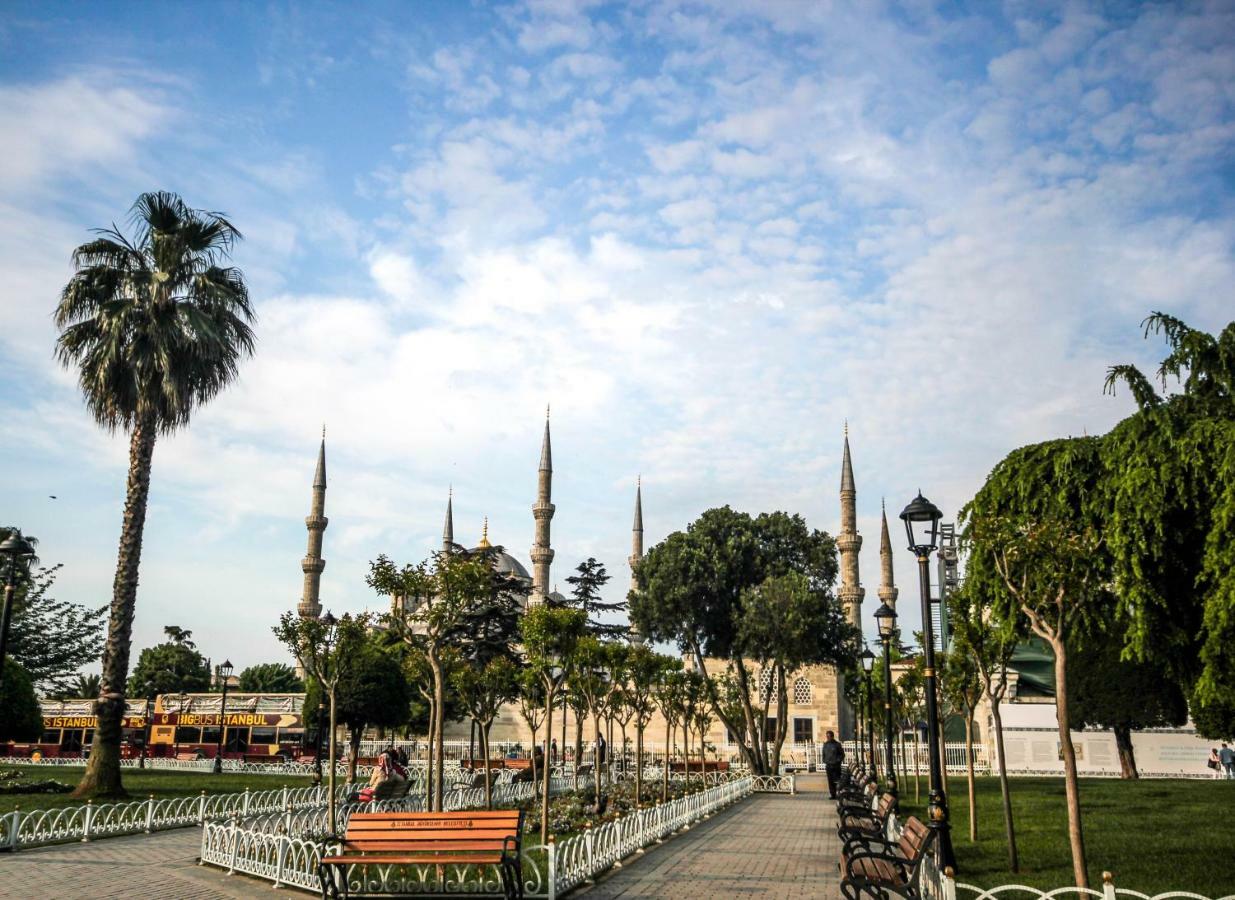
<box><xmin>342</xmin><ymin>811</ymin><xmax>523</xmax><ymax>855</ymax></box>
<box><xmin>876</xmin><ymin>793</ymin><xmax>894</xmax><ymax>819</ymax></box>
<box><xmin>897</xmin><ymin>817</ymin><xmax>931</xmax><ymax>861</ymax></box>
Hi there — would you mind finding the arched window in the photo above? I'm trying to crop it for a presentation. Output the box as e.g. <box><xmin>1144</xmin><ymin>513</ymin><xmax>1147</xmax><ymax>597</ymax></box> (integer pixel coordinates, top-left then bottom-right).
<box><xmin>792</xmin><ymin>676</ymin><xmax>813</xmax><ymax>706</ymax></box>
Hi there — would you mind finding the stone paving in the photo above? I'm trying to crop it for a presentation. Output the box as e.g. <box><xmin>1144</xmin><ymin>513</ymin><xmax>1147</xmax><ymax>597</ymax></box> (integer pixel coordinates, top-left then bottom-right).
<box><xmin>0</xmin><ymin>775</ymin><xmax>841</xmax><ymax>899</ymax></box>
<box><xmin>0</xmin><ymin>827</ymin><xmax>288</xmax><ymax>899</ymax></box>
<box><xmin>577</xmin><ymin>773</ymin><xmax>842</xmax><ymax>899</ymax></box>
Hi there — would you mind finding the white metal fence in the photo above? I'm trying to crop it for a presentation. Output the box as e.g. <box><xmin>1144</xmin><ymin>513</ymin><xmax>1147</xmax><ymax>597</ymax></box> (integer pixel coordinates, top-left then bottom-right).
<box><xmin>939</xmin><ymin>872</ymin><xmax>1235</xmax><ymax>900</ymax></box>
<box><xmin>200</xmin><ymin>773</ymin><xmax>754</xmax><ymax>897</ymax></box>
<box><xmin>839</xmin><ymin>740</ymin><xmax>992</xmax><ymax>775</ymax></box>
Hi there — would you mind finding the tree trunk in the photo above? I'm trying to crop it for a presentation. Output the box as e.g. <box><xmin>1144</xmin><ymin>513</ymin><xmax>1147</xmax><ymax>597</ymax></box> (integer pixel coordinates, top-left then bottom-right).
<box><xmin>912</xmin><ymin>731</ymin><xmax>920</xmax><ymax>800</ymax></box>
<box><xmin>635</xmin><ymin>722</ymin><xmax>644</xmax><ymax>806</ymax></box>
<box><xmin>593</xmin><ymin>707</ymin><xmax>603</xmax><ymax>814</ymax></box>
<box><xmin>771</xmin><ymin>665</ymin><xmax>788</xmax><ymax>774</ymax></box>
<box><xmin>990</xmin><ymin>697</ymin><xmax>1019</xmax><ymax>872</ymax></box>
<box><xmin>469</xmin><ymin>719</ymin><xmax>476</xmax><ymax>770</ymax></box>
<box><xmin>1051</xmin><ymin>637</ymin><xmax>1088</xmax><ymax>888</ymax></box>
<box><xmin>662</xmin><ymin>717</ymin><xmax>671</xmax><ymax>803</ymax></box>
<box><xmin>529</xmin><ymin>722</ymin><xmax>539</xmax><ymax>786</ymax></box>
<box><xmin>540</xmin><ymin>686</ymin><xmax>554</xmax><ymax>843</ymax></box>
<box><xmin>573</xmin><ymin>713</ymin><xmax>583</xmax><ymax>790</ymax></box>
<box><xmin>431</xmin><ymin>655</ymin><xmax>446</xmax><ymax>812</ymax></box>
<box><xmin>348</xmin><ymin>725</ymin><xmax>362</xmax><ymax>784</ymax></box>
<box><xmin>74</xmin><ymin>421</ymin><xmax>157</xmax><ymax>799</ymax></box>
<box><xmin>964</xmin><ymin>712</ymin><xmax>976</xmax><ymax>842</ymax></box>
<box><xmin>327</xmin><ymin>689</ymin><xmax>339</xmax><ymax>835</ymax></box>
<box><xmin>1113</xmin><ymin>724</ymin><xmax>1139</xmax><ymax>779</ymax></box>
<box><xmin>480</xmin><ymin>722</ymin><xmax>492</xmax><ymax>809</ymax></box>
<box><xmin>425</xmin><ymin>693</ymin><xmax>436</xmax><ymax>811</ymax></box>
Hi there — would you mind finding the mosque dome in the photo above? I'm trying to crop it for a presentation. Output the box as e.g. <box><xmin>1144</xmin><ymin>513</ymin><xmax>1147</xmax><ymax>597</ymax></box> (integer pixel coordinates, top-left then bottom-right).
<box><xmin>470</xmin><ymin>518</ymin><xmax>531</xmax><ymax>582</ymax></box>
<box><xmin>547</xmin><ymin>588</ymin><xmax>567</xmax><ymax>605</ymax></box>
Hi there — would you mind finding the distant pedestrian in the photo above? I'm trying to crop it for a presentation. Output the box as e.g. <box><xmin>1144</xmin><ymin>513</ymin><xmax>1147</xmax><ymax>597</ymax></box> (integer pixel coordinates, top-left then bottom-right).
<box><xmin>597</xmin><ymin>733</ymin><xmax>608</xmax><ymax>767</ymax></box>
<box><xmin>1220</xmin><ymin>743</ymin><xmax>1235</xmax><ymax>780</ymax></box>
<box><xmin>1208</xmin><ymin>747</ymin><xmax>1222</xmax><ymax>779</ymax></box>
<box><xmin>822</xmin><ymin>730</ymin><xmax>845</xmax><ymax>799</ymax></box>
<box><xmin>551</xmin><ymin>738</ymin><xmax>558</xmax><ymax>764</ymax></box>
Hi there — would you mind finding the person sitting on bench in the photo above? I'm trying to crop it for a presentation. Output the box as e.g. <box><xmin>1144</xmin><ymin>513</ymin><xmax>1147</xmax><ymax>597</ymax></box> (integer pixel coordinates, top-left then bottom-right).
<box><xmin>353</xmin><ymin>745</ymin><xmax>407</xmax><ymax>803</ymax></box>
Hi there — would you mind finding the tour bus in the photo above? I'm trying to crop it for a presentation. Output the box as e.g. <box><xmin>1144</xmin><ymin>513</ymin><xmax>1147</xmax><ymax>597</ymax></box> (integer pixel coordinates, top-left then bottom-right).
<box><xmin>5</xmin><ymin>693</ymin><xmax>307</xmax><ymax>761</ymax></box>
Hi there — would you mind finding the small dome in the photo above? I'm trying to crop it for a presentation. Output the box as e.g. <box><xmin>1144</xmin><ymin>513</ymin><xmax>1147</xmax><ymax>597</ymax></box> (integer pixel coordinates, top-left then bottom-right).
<box><xmin>547</xmin><ymin>589</ymin><xmax>567</xmax><ymax>604</ymax></box>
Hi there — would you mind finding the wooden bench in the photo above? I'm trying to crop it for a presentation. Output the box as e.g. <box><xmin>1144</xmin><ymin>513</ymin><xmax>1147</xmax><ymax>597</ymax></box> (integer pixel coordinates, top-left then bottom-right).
<box><xmin>838</xmin><ymin>792</ymin><xmax>896</xmax><ymax>843</ymax></box>
<box><xmin>839</xmin><ymin>816</ymin><xmax>934</xmax><ymax>900</ymax></box>
<box><xmin>503</xmin><ymin>758</ymin><xmax>532</xmax><ymax>770</ymax></box>
<box><xmin>175</xmin><ymin>751</ymin><xmax>203</xmax><ymax>761</ymax></box>
<box><xmin>244</xmin><ymin>753</ymin><xmax>284</xmax><ymax>764</ymax></box>
<box><xmin>318</xmin><ymin>810</ymin><xmax>524</xmax><ymax>900</ymax></box>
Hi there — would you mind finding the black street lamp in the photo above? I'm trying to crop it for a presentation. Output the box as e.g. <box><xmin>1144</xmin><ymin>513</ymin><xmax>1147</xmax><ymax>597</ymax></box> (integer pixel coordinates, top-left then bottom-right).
<box><xmin>900</xmin><ymin>492</ymin><xmax>956</xmax><ymax>873</ymax></box>
<box><xmin>874</xmin><ymin>602</ymin><xmax>899</xmax><ymax>810</ymax></box>
<box><xmin>0</xmin><ymin>532</ymin><xmax>37</xmax><ymax>693</ymax></box>
<box><xmin>861</xmin><ymin>646</ymin><xmax>876</xmax><ymax>777</ymax></box>
<box><xmin>212</xmin><ymin>659</ymin><xmax>234</xmax><ymax>774</ymax></box>
<box><xmin>139</xmin><ymin>693</ymin><xmax>154</xmax><ymax>769</ymax></box>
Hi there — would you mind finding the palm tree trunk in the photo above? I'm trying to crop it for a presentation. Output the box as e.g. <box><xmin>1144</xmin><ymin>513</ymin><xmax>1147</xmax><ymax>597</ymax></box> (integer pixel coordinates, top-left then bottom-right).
<box><xmin>73</xmin><ymin>420</ymin><xmax>156</xmax><ymax>799</ymax></box>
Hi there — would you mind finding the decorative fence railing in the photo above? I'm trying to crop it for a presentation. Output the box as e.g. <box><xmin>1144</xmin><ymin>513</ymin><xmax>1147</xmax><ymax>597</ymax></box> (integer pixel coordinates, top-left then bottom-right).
<box><xmin>201</xmin><ymin>773</ymin><xmax>753</xmax><ymax>897</ymax></box>
<box><xmin>0</xmin><ymin>784</ymin><xmax>335</xmax><ymax>850</ymax></box>
<box><xmin>0</xmin><ymin>755</ymin><xmax>379</xmax><ymax>778</ymax></box>
<box><xmin>938</xmin><ymin>871</ymin><xmax>1235</xmax><ymax>900</ymax></box>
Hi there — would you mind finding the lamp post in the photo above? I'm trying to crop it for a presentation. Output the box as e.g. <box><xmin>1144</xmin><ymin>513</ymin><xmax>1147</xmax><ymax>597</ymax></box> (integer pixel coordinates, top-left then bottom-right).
<box><xmin>212</xmin><ymin>659</ymin><xmax>234</xmax><ymax>774</ymax></box>
<box><xmin>314</xmin><ymin>699</ymin><xmax>327</xmax><ymax>785</ymax></box>
<box><xmin>900</xmin><ymin>492</ymin><xmax>956</xmax><ymax>872</ymax></box>
<box><xmin>861</xmin><ymin>646</ymin><xmax>876</xmax><ymax>777</ymax></box>
<box><xmin>874</xmin><ymin>602</ymin><xmax>899</xmax><ymax>809</ymax></box>
<box><xmin>0</xmin><ymin>532</ymin><xmax>36</xmax><ymax>693</ymax></box>
<box><xmin>140</xmin><ymin>693</ymin><xmax>154</xmax><ymax>769</ymax></box>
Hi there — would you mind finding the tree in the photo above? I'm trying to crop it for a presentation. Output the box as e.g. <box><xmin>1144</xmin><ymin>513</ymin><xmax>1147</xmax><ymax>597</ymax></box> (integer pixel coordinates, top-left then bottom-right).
<box><xmin>631</xmin><ymin>507</ymin><xmax>857</xmax><ymax>774</ymax></box>
<box><xmin>521</xmin><ymin>604</ymin><xmax>588</xmax><ymax>843</ymax></box>
<box><xmin>652</xmin><ymin>665</ymin><xmax>685</xmax><ymax>802</ymax></box>
<box><xmin>274</xmin><ymin>611</ymin><xmax>369</xmax><ymax>834</ymax></box>
<box><xmin>0</xmin><ymin>539</ymin><xmax>105</xmax><ymax>695</ymax></box>
<box><xmin>306</xmin><ymin>638</ymin><xmax>411</xmax><ymax>784</ymax></box>
<box><xmin>54</xmin><ymin>673</ymin><xmax>102</xmax><ymax>701</ymax></box>
<box><xmin>947</xmin><ymin>577</ymin><xmax>1022</xmax><ymax>871</ymax></box>
<box><xmin>1067</xmin><ymin>635</ymin><xmax>1186</xmax><ymax>779</ymax></box>
<box><xmin>452</xmin><ymin>656</ymin><xmax>519</xmax><ymax>808</ymax></box>
<box><xmin>982</xmin><ymin>516</ymin><xmax>1106</xmax><ymax>889</ymax></box>
<box><xmin>0</xmin><ymin>659</ymin><xmax>42</xmax><ymax>741</ymax></box>
<box><xmin>127</xmin><ymin>627</ymin><xmax>211</xmax><ymax>696</ymax></box>
<box><xmin>565</xmin><ymin>558</ymin><xmax>626</xmax><ymax>638</ymax></box>
<box><xmin>56</xmin><ymin>192</ymin><xmax>255</xmax><ymax>799</ymax></box>
<box><xmin>570</xmin><ymin>637</ymin><xmax>614</xmax><ymax>814</ymax></box>
<box><xmin>238</xmin><ymin>663</ymin><xmax>303</xmax><ymax>694</ymax></box>
<box><xmin>941</xmin><ymin>647</ymin><xmax>982</xmax><ymax>843</ymax></box>
<box><xmin>516</xmin><ymin>670</ymin><xmax>547</xmax><ymax>784</ymax></box>
<box><xmin>371</xmin><ymin>549</ymin><xmax>494</xmax><ymax>812</ymax></box>
<box><xmin>625</xmin><ymin>644</ymin><xmax>673</xmax><ymax>805</ymax></box>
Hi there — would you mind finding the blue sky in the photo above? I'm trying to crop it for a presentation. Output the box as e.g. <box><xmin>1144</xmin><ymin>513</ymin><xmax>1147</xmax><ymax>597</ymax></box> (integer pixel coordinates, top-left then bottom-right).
<box><xmin>1</xmin><ymin>1</ymin><xmax>1232</xmax><ymax>675</ymax></box>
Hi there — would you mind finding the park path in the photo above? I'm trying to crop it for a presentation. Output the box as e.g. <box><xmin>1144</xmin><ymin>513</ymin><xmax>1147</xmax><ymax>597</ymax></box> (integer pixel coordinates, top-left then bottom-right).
<box><xmin>576</xmin><ymin>773</ymin><xmax>842</xmax><ymax>899</ymax></box>
<box><xmin>0</xmin><ymin>826</ymin><xmax>285</xmax><ymax>899</ymax></box>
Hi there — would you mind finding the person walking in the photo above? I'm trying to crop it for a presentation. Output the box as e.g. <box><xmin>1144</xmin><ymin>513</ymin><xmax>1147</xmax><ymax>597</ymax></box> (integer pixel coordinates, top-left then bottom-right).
<box><xmin>1209</xmin><ymin>747</ymin><xmax>1223</xmax><ymax>779</ymax></box>
<box><xmin>822</xmin><ymin>730</ymin><xmax>845</xmax><ymax>799</ymax></box>
<box><xmin>1219</xmin><ymin>743</ymin><xmax>1235</xmax><ymax>780</ymax></box>
<box><xmin>551</xmin><ymin>737</ymin><xmax>558</xmax><ymax>765</ymax></box>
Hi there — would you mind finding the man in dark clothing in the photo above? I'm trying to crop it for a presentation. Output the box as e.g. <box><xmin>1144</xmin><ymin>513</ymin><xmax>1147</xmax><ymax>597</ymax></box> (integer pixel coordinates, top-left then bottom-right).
<box><xmin>821</xmin><ymin>730</ymin><xmax>845</xmax><ymax>798</ymax></box>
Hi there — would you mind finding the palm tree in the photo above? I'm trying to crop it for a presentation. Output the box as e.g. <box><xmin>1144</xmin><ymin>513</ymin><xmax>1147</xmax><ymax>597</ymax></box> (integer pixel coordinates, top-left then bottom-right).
<box><xmin>55</xmin><ymin>192</ymin><xmax>255</xmax><ymax>798</ymax></box>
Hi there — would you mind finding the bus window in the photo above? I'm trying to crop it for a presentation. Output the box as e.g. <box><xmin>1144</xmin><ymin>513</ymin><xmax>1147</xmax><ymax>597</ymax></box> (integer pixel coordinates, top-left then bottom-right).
<box><xmin>83</xmin><ymin>729</ymin><xmax>95</xmax><ymax>749</ymax></box>
<box><xmin>200</xmin><ymin>726</ymin><xmax>221</xmax><ymax>748</ymax></box>
<box><xmin>40</xmin><ymin>729</ymin><xmax>62</xmax><ymax>744</ymax></box>
<box><xmin>62</xmin><ymin>730</ymin><xmax>84</xmax><ymax>753</ymax></box>
<box><xmin>225</xmin><ymin>729</ymin><xmax>248</xmax><ymax>753</ymax></box>
<box><xmin>175</xmin><ymin>726</ymin><xmax>202</xmax><ymax>744</ymax></box>
<box><xmin>250</xmin><ymin>728</ymin><xmax>276</xmax><ymax>746</ymax></box>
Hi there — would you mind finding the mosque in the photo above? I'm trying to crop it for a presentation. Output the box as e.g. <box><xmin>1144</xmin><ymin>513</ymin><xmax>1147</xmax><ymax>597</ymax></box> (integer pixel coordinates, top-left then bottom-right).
<box><xmin>291</xmin><ymin>417</ymin><xmax>896</xmax><ymax>756</ymax></box>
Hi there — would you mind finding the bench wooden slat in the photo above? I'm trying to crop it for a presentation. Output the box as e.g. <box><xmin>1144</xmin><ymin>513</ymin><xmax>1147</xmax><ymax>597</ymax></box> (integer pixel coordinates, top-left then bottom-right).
<box><xmin>322</xmin><ymin>854</ymin><xmax>505</xmax><ymax>866</ymax></box>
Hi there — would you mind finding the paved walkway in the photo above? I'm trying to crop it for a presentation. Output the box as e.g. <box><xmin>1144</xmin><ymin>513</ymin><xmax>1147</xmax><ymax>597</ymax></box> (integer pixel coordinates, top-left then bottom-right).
<box><xmin>0</xmin><ymin>776</ymin><xmax>841</xmax><ymax>899</ymax></box>
<box><xmin>578</xmin><ymin>774</ymin><xmax>841</xmax><ymax>899</ymax></box>
<box><xmin>0</xmin><ymin>827</ymin><xmax>287</xmax><ymax>899</ymax></box>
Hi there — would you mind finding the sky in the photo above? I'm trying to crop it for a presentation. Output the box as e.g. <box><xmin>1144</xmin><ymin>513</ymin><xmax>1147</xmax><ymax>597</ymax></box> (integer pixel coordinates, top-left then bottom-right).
<box><xmin>0</xmin><ymin>1</ymin><xmax>1232</xmax><ymax>678</ymax></box>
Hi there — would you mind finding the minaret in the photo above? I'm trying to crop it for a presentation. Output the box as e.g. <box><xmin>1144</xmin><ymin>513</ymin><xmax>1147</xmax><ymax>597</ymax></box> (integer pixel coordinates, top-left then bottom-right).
<box><xmin>298</xmin><ymin>429</ymin><xmax>328</xmax><ymax>619</ymax></box>
<box><xmin>878</xmin><ymin>499</ymin><xmax>898</xmax><ymax>612</ymax></box>
<box><xmin>837</xmin><ymin>425</ymin><xmax>864</xmax><ymax>630</ymax></box>
<box><xmin>628</xmin><ymin>477</ymin><xmax>645</xmax><ymax>642</ymax></box>
<box><xmin>443</xmin><ymin>488</ymin><xmax>455</xmax><ymax>553</ymax></box>
<box><xmin>530</xmin><ymin>410</ymin><xmax>555</xmax><ymax>605</ymax></box>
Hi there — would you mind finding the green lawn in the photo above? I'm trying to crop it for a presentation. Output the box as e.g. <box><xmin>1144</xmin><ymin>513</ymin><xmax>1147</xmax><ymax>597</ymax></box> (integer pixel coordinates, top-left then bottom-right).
<box><xmin>896</xmin><ymin>775</ymin><xmax>1235</xmax><ymax>896</ymax></box>
<box><xmin>0</xmin><ymin>765</ymin><xmax>315</xmax><ymax>813</ymax></box>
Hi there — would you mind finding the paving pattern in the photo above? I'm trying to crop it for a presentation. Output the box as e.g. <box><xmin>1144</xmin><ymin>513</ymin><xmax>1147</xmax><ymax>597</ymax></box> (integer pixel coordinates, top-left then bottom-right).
<box><xmin>0</xmin><ymin>827</ymin><xmax>288</xmax><ymax>899</ymax></box>
<box><xmin>577</xmin><ymin>773</ymin><xmax>842</xmax><ymax>899</ymax></box>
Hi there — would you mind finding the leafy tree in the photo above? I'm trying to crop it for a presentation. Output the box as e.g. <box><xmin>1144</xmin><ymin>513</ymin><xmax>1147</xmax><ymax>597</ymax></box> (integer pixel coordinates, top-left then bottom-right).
<box><xmin>127</xmin><ymin>627</ymin><xmax>211</xmax><ymax>696</ymax></box>
<box><xmin>238</xmin><ymin>663</ymin><xmax>303</xmax><ymax>694</ymax></box>
<box><xmin>651</xmin><ymin>665</ymin><xmax>686</xmax><ymax>802</ymax></box>
<box><xmin>55</xmin><ymin>192</ymin><xmax>255</xmax><ymax>799</ymax></box>
<box><xmin>371</xmin><ymin>549</ymin><xmax>493</xmax><ymax>811</ymax></box>
<box><xmin>625</xmin><ymin>644</ymin><xmax>674</xmax><ymax>805</ymax></box>
<box><xmin>452</xmin><ymin>656</ymin><xmax>519</xmax><ymax>808</ymax></box>
<box><xmin>947</xmin><ymin>577</ymin><xmax>1022</xmax><ymax>871</ymax></box>
<box><xmin>570</xmin><ymin>637</ymin><xmax>614</xmax><ymax>813</ymax></box>
<box><xmin>0</xmin><ymin>536</ymin><xmax>105</xmax><ymax>695</ymax></box>
<box><xmin>1066</xmin><ymin>635</ymin><xmax>1186</xmax><ymax>779</ymax></box>
<box><xmin>274</xmin><ymin>610</ymin><xmax>370</xmax><ymax>834</ymax></box>
<box><xmin>631</xmin><ymin>507</ymin><xmax>857</xmax><ymax>774</ymax></box>
<box><xmin>565</xmin><ymin>557</ymin><xmax>626</xmax><ymax>638</ymax></box>
<box><xmin>0</xmin><ymin>660</ymin><xmax>43</xmax><ymax>741</ymax></box>
<box><xmin>516</xmin><ymin>670</ymin><xmax>547</xmax><ymax>783</ymax></box>
<box><xmin>521</xmin><ymin>604</ymin><xmax>588</xmax><ymax>842</ymax></box>
<box><xmin>55</xmin><ymin>673</ymin><xmax>102</xmax><ymax>701</ymax></box>
<box><xmin>941</xmin><ymin>647</ymin><xmax>982</xmax><ymax>843</ymax></box>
